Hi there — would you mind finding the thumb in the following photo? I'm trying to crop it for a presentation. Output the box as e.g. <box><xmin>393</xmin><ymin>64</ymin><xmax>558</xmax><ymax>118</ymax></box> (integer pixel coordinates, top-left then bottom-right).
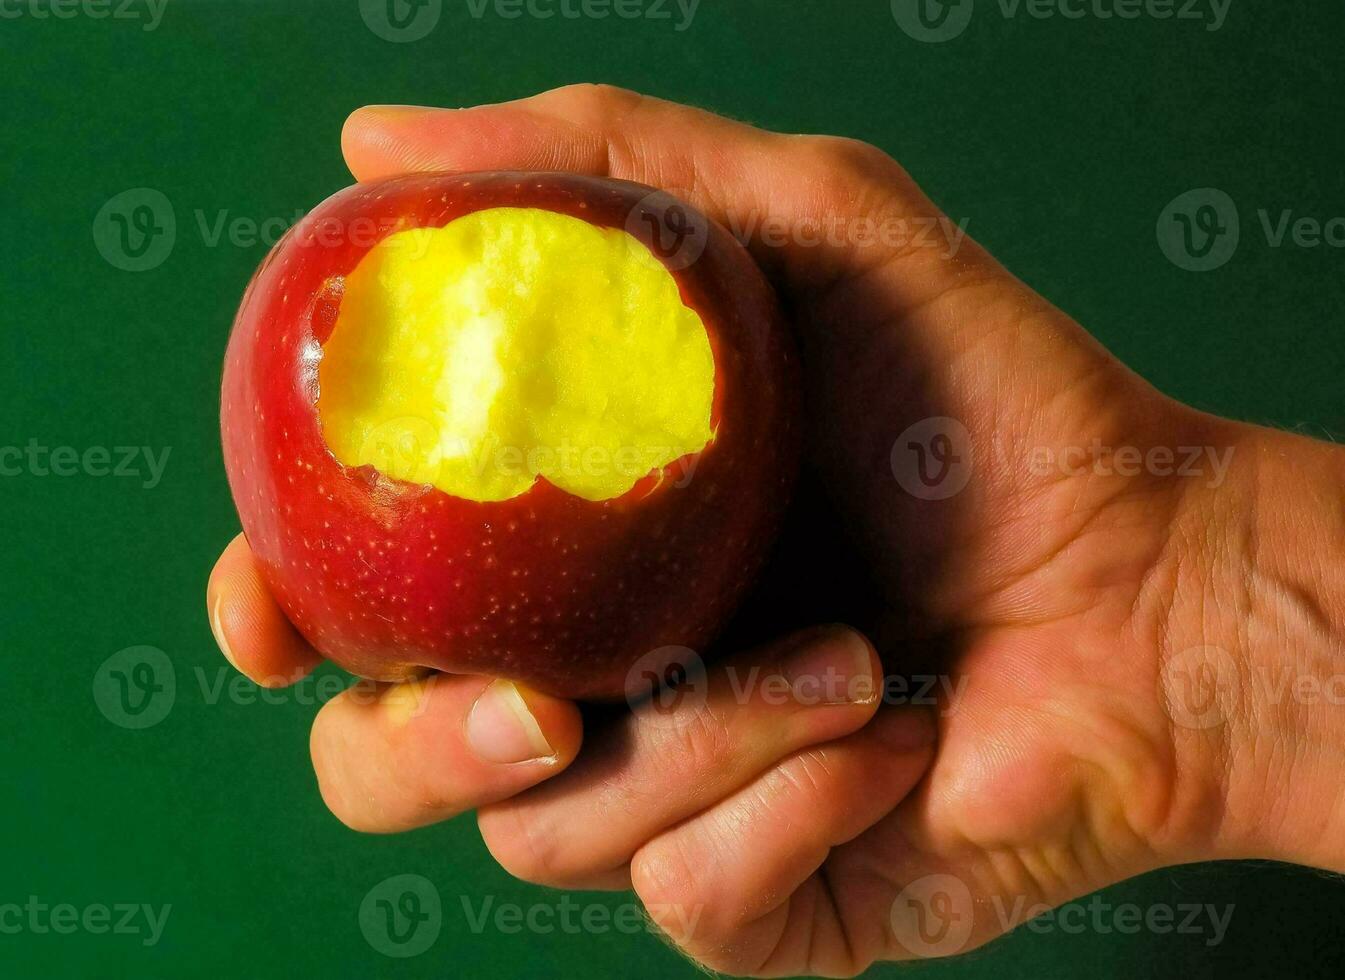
<box><xmin>340</xmin><ymin>85</ymin><xmax>1117</xmax><ymax>389</ymax></box>
<box><xmin>341</xmin><ymin>85</ymin><xmax>993</xmax><ymax>301</ymax></box>
<box><xmin>339</xmin><ymin>85</ymin><xmax>1143</xmax><ymax>535</ymax></box>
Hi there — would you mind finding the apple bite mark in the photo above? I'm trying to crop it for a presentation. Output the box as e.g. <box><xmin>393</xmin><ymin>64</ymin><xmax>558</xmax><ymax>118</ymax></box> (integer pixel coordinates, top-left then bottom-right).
<box><xmin>314</xmin><ymin>207</ymin><xmax>716</xmax><ymax>503</ymax></box>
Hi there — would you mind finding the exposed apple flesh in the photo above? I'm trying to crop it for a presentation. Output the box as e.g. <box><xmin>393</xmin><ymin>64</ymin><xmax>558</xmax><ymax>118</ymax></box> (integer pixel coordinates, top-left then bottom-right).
<box><xmin>221</xmin><ymin>172</ymin><xmax>799</xmax><ymax>700</ymax></box>
<box><xmin>317</xmin><ymin>208</ymin><xmax>716</xmax><ymax>503</ymax></box>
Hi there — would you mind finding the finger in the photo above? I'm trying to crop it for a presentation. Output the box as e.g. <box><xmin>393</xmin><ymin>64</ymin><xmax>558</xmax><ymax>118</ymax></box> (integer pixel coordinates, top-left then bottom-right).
<box><xmin>340</xmin><ymin>85</ymin><xmax>965</xmax><ymax>295</ymax></box>
<box><xmin>310</xmin><ymin>673</ymin><xmax>582</xmax><ymax>833</ymax></box>
<box><xmin>631</xmin><ymin>708</ymin><xmax>935</xmax><ymax>978</ymax></box>
<box><xmin>338</xmin><ymin>87</ymin><xmax>1126</xmax><ymax>560</ymax></box>
<box><xmin>207</xmin><ymin>532</ymin><xmax>324</xmax><ymax>687</ymax></box>
<box><xmin>477</xmin><ymin>625</ymin><xmax>883</xmax><ymax>890</ymax></box>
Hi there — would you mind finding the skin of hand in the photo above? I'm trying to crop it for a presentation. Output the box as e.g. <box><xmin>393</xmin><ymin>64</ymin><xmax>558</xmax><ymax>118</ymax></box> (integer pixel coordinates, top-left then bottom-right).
<box><xmin>207</xmin><ymin>85</ymin><xmax>1345</xmax><ymax>976</ymax></box>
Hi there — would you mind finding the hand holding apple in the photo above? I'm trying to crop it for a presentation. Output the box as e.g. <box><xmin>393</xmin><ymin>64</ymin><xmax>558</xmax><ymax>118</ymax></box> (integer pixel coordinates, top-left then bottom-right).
<box><xmin>208</xmin><ymin>86</ymin><xmax>1345</xmax><ymax>976</ymax></box>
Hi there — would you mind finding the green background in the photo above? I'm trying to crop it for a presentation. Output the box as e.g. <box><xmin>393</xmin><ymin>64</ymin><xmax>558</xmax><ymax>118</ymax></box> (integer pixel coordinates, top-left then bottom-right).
<box><xmin>4</xmin><ymin>0</ymin><xmax>1343</xmax><ymax>976</ymax></box>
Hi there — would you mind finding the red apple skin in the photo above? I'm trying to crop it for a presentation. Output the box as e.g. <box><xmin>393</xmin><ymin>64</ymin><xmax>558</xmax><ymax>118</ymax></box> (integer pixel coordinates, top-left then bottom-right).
<box><xmin>221</xmin><ymin>172</ymin><xmax>799</xmax><ymax>700</ymax></box>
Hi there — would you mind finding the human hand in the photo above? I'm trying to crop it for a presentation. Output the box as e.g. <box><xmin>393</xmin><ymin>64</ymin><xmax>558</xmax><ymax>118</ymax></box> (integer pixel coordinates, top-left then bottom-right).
<box><xmin>208</xmin><ymin>85</ymin><xmax>1345</xmax><ymax>975</ymax></box>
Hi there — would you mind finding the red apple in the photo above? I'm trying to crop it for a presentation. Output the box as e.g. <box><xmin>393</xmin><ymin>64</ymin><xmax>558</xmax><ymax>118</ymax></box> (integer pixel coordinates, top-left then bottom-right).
<box><xmin>221</xmin><ymin>172</ymin><xmax>799</xmax><ymax>700</ymax></box>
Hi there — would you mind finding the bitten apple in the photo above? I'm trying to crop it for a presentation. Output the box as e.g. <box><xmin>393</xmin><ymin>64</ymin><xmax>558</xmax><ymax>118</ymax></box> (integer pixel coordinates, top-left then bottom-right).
<box><xmin>221</xmin><ymin>172</ymin><xmax>799</xmax><ymax>700</ymax></box>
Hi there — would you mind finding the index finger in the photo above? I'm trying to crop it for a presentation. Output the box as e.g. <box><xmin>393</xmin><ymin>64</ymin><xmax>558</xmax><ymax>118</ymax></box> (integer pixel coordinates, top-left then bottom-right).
<box><xmin>338</xmin><ymin>84</ymin><xmax>950</xmax><ymax>294</ymax></box>
<box><xmin>207</xmin><ymin>532</ymin><xmax>325</xmax><ymax>688</ymax></box>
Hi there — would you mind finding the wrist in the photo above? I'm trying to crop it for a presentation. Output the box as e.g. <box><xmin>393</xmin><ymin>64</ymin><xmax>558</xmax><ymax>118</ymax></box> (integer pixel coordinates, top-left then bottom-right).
<box><xmin>1165</xmin><ymin>420</ymin><xmax>1345</xmax><ymax>869</ymax></box>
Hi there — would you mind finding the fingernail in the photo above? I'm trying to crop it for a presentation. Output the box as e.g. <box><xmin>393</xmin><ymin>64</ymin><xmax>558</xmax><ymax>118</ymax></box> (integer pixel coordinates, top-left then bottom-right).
<box><xmin>209</xmin><ymin>592</ymin><xmax>239</xmax><ymax>671</ymax></box>
<box><xmin>874</xmin><ymin>708</ymin><xmax>937</xmax><ymax>752</ymax></box>
<box><xmin>782</xmin><ymin>626</ymin><xmax>878</xmax><ymax>706</ymax></box>
<box><xmin>466</xmin><ymin>680</ymin><xmax>555</xmax><ymax>764</ymax></box>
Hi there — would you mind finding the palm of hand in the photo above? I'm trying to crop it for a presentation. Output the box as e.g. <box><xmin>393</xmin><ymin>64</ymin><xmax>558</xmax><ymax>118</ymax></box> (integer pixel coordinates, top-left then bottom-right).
<box><xmin>791</xmin><ymin>265</ymin><xmax>1227</xmax><ymax>964</ymax></box>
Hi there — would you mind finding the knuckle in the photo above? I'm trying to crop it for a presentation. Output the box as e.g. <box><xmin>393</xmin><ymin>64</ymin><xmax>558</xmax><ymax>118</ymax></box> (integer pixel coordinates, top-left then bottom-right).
<box><xmin>654</xmin><ymin>702</ymin><xmax>735</xmax><ymax>777</ymax></box>
<box><xmin>552</xmin><ymin>82</ymin><xmax>645</xmax><ymax>112</ymax></box>
<box><xmin>477</xmin><ymin>804</ymin><xmax>570</xmax><ymax>887</ymax></box>
<box><xmin>771</xmin><ymin>747</ymin><xmax>838</xmax><ymax>799</ymax></box>
<box><xmin>796</xmin><ymin>135</ymin><xmax>897</xmax><ymax>179</ymax></box>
